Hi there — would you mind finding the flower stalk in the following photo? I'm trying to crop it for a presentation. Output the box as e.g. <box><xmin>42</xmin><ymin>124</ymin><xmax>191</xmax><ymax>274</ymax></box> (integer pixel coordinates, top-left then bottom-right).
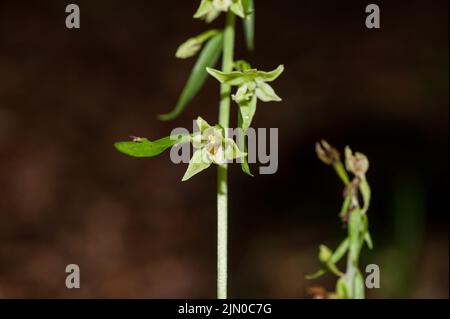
<box><xmin>217</xmin><ymin>10</ymin><xmax>235</xmax><ymax>300</ymax></box>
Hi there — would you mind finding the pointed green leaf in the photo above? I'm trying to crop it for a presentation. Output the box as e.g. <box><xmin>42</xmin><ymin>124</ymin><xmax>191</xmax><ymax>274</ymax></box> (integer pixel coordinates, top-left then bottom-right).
<box><xmin>230</xmin><ymin>1</ymin><xmax>245</xmax><ymax>18</ymax></box>
<box><xmin>159</xmin><ymin>32</ymin><xmax>223</xmax><ymax>121</ymax></box>
<box><xmin>255</xmin><ymin>80</ymin><xmax>282</xmax><ymax>102</ymax></box>
<box><xmin>194</xmin><ymin>0</ymin><xmax>213</xmax><ymax>19</ymax></box>
<box><xmin>365</xmin><ymin>231</ymin><xmax>374</xmax><ymax>250</ymax></box>
<box><xmin>361</xmin><ymin>214</ymin><xmax>373</xmax><ymax>249</ymax></box>
<box><xmin>114</xmin><ymin>135</ymin><xmax>189</xmax><ymax>158</ymax></box>
<box><xmin>242</xmin><ymin>0</ymin><xmax>255</xmax><ymax>51</ymax></box>
<box><xmin>182</xmin><ymin>148</ymin><xmax>212</xmax><ymax>181</ymax></box>
<box><xmin>206</xmin><ymin>68</ymin><xmax>247</xmax><ymax>86</ymax></box>
<box><xmin>257</xmin><ymin>65</ymin><xmax>284</xmax><ymax>82</ymax></box>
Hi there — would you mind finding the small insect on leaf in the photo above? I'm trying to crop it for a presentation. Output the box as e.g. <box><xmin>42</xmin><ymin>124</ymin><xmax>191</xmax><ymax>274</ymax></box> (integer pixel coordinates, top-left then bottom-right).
<box><xmin>115</xmin><ymin>135</ymin><xmax>190</xmax><ymax>158</ymax></box>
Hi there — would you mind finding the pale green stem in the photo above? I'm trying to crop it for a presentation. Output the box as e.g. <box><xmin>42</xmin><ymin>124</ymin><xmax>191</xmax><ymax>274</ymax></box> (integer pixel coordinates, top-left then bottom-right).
<box><xmin>217</xmin><ymin>11</ymin><xmax>235</xmax><ymax>300</ymax></box>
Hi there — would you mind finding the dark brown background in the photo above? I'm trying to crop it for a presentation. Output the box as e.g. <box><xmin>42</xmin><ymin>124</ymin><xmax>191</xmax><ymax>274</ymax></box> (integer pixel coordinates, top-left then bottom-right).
<box><xmin>0</xmin><ymin>0</ymin><xmax>448</xmax><ymax>298</ymax></box>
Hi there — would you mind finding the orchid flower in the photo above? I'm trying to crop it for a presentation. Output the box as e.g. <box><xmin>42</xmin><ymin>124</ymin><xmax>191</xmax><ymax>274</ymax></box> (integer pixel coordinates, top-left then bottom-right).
<box><xmin>182</xmin><ymin>117</ymin><xmax>245</xmax><ymax>181</ymax></box>
<box><xmin>194</xmin><ymin>0</ymin><xmax>245</xmax><ymax>23</ymax></box>
<box><xmin>207</xmin><ymin>65</ymin><xmax>284</xmax><ymax>130</ymax></box>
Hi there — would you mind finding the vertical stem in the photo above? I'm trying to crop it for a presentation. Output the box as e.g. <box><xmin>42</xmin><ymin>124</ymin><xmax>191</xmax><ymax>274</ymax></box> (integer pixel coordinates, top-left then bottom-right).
<box><xmin>217</xmin><ymin>11</ymin><xmax>235</xmax><ymax>300</ymax></box>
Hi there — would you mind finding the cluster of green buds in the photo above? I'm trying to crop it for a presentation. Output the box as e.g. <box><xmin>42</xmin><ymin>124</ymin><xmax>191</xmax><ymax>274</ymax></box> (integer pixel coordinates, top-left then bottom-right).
<box><xmin>307</xmin><ymin>141</ymin><xmax>373</xmax><ymax>299</ymax></box>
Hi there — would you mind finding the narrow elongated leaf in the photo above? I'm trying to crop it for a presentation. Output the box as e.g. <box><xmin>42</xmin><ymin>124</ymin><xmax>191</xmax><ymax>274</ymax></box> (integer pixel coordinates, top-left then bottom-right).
<box><xmin>365</xmin><ymin>231</ymin><xmax>374</xmax><ymax>249</ymax></box>
<box><xmin>361</xmin><ymin>214</ymin><xmax>373</xmax><ymax>249</ymax></box>
<box><xmin>305</xmin><ymin>269</ymin><xmax>326</xmax><ymax>280</ymax></box>
<box><xmin>114</xmin><ymin>134</ymin><xmax>189</xmax><ymax>158</ymax></box>
<box><xmin>348</xmin><ymin>209</ymin><xmax>363</xmax><ymax>263</ymax></box>
<box><xmin>159</xmin><ymin>32</ymin><xmax>223</xmax><ymax>121</ymax></box>
<box><xmin>331</xmin><ymin>238</ymin><xmax>349</xmax><ymax>264</ymax></box>
<box><xmin>339</xmin><ymin>195</ymin><xmax>351</xmax><ymax>220</ymax></box>
<box><xmin>242</xmin><ymin>0</ymin><xmax>255</xmax><ymax>51</ymax></box>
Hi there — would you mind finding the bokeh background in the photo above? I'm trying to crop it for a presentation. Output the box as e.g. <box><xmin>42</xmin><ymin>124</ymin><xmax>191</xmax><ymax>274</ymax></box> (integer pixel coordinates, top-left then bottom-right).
<box><xmin>0</xmin><ymin>0</ymin><xmax>448</xmax><ymax>298</ymax></box>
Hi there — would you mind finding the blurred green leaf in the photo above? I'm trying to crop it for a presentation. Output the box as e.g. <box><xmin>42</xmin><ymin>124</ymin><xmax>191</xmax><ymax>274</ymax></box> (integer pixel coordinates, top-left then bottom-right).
<box><xmin>353</xmin><ymin>270</ymin><xmax>365</xmax><ymax>299</ymax></box>
<box><xmin>159</xmin><ymin>32</ymin><xmax>224</xmax><ymax>121</ymax></box>
<box><xmin>305</xmin><ymin>269</ymin><xmax>326</xmax><ymax>280</ymax></box>
<box><xmin>336</xmin><ymin>277</ymin><xmax>349</xmax><ymax>298</ymax></box>
<box><xmin>361</xmin><ymin>214</ymin><xmax>373</xmax><ymax>249</ymax></box>
<box><xmin>348</xmin><ymin>209</ymin><xmax>362</xmax><ymax>261</ymax></box>
<box><xmin>331</xmin><ymin>238</ymin><xmax>349</xmax><ymax>264</ymax></box>
<box><xmin>242</xmin><ymin>0</ymin><xmax>255</xmax><ymax>51</ymax></box>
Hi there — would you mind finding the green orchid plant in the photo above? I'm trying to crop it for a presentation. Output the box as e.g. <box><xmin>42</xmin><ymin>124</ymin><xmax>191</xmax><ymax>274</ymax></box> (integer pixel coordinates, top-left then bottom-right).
<box><xmin>114</xmin><ymin>0</ymin><xmax>284</xmax><ymax>299</ymax></box>
<box><xmin>306</xmin><ymin>140</ymin><xmax>373</xmax><ymax>299</ymax></box>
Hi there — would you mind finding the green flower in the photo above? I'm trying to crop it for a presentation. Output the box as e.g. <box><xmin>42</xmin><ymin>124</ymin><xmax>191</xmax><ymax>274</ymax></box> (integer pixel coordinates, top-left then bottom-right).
<box><xmin>207</xmin><ymin>65</ymin><xmax>284</xmax><ymax>129</ymax></box>
<box><xmin>194</xmin><ymin>0</ymin><xmax>245</xmax><ymax>23</ymax></box>
<box><xmin>182</xmin><ymin>117</ymin><xmax>245</xmax><ymax>181</ymax></box>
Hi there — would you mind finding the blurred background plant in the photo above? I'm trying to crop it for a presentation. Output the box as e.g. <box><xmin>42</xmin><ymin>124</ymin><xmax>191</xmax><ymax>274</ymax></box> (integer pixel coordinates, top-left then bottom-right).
<box><xmin>307</xmin><ymin>141</ymin><xmax>373</xmax><ymax>299</ymax></box>
<box><xmin>0</xmin><ymin>0</ymin><xmax>447</xmax><ymax>298</ymax></box>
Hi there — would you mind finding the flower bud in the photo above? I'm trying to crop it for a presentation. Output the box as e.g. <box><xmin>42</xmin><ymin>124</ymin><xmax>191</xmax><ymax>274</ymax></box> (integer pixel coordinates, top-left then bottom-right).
<box><xmin>319</xmin><ymin>245</ymin><xmax>332</xmax><ymax>263</ymax></box>
<box><xmin>176</xmin><ymin>38</ymin><xmax>202</xmax><ymax>59</ymax></box>
<box><xmin>315</xmin><ymin>140</ymin><xmax>340</xmax><ymax>165</ymax></box>
<box><xmin>345</xmin><ymin>147</ymin><xmax>369</xmax><ymax>177</ymax></box>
